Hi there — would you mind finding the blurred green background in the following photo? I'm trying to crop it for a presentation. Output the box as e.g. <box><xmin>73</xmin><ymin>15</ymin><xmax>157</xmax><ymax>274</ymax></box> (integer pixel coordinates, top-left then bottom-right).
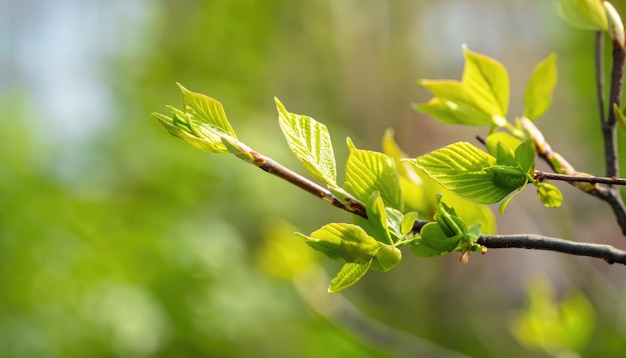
<box><xmin>2</xmin><ymin>0</ymin><xmax>626</xmax><ymax>357</ymax></box>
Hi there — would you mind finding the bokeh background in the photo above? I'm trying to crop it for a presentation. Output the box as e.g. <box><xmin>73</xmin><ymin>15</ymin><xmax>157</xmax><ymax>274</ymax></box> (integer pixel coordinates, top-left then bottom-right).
<box><xmin>2</xmin><ymin>0</ymin><xmax>626</xmax><ymax>356</ymax></box>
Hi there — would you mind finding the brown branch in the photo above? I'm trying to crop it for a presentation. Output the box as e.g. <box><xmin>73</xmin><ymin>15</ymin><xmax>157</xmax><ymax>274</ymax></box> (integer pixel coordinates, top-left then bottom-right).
<box><xmin>411</xmin><ymin>218</ymin><xmax>626</xmax><ymax>265</ymax></box>
<box><xmin>604</xmin><ymin>38</ymin><xmax>625</xmax><ymax>178</ymax></box>
<box><xmin>227</xmin><ymin>139</ymin><xmax>369</xmax><ymax>219</ymax></box>
<box><xmin>477</xmin><ymin>234</ymin><xmax>626</xmax><ymax>265</ymax></box>
<box><xmin>534</xmin><ymin>171</ymin><xmax>626</xmax><ymax>185</ymax></box>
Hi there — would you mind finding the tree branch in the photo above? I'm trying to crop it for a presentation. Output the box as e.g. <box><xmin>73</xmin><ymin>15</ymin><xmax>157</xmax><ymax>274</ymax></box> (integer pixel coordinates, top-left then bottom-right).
<box><xmin>411</xmin><ymin>218</ymin><xmax>626</xmax><ymax>265</ymax></box>
<box><xmin>534</xmin><ymin>170</ymin><xmax>626</xmax><ymax>185</ymax></box>
<box><xmin>476</xmin><ymin>234</ymin><xmax>626</xmax><ymax>265</ymax></box>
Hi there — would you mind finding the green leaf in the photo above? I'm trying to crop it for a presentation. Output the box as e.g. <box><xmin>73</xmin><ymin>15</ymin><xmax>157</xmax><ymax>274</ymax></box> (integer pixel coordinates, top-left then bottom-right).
<box><xmin>370</xmin><ymin>246</ymin><xmax>402</xmax><ymax>272</ymax></box>
<box><xmin>275</xmin><ymin>98</ymin><xmax>338</xmax><ymax>187</ymax></box>
<box><xmin>558</xmin><ymin>0</ymin><xmax>608</xmax><ymax>31</ymax></box>
<box><xmin>412</xmin><ymin>98</ymin><xmax>493</xmax><ymax>126</ymax></box>
<box><xmin>494</xmin><ymin>141</ymin><xmax>518</xmax><ymax>167</ymax></box>
<box><xmin>152</xmin><ymin>112</ymin><xmax>227</xmax><ymax>153</ymax></box>
<box><xmin>515</xmin><ymin>140</ymin><xmax>536</xmax><ymax>174</ymax></box>
<box><xmin>329</xmin><ymin>261</ymin><xmax>371</xmax><ymax>293</ymax></box>
<box><xmin>485</xmin><ymin>132</ymin><xmax>522</xmax><ymax>158</ymax></box>
<box><xmin>178</xmin><ymin>83</ymin><xmax>236</xmax><ymax>137</ymax></box>
<box><xmin>405</xmin><ymin>142</ymin><xmax>527</xmax><ymax>204</ymax></box>
<box><xmin>297</xmin><ymin>223</ymin><xmax>382</xmax><ymax>264</ymax></box>
<box><xmin>462</xmin><ymin>45</ymin><xmax>510</xmax><ymax>118</ymax></box>
<box><xmin>152</xmin><ymin>84</ymin><xmax>238</xmax><ymax>153</ymax></box>
<box><xmin>537</xmin><ymin>183</ymin><xmax>563</xmax><ymax>208</ymax></box>
<box><xmin>362</xmin><ymin>192</ymin><xmax>394</xmax><ymax>245</ymax></box>
<box><xmin>524</xmin><ymin>54</ymin><xmax>558</xmax><ymax>120</ymax></box>
<box><xmin>412</xmin><ymin>222</ymin><xmax>463</xmax><ymax>257</ymax></box>
<box><xmin>434</xmin><ymin>199</ymin><xmax>467</xmax><ymax>238</ymax></box>
<box><xmin>344</xmin><ymin>138</ymin><xmax>402</xmax><ymax>210</ymax></box>
<box><xmin>400</xmin><ymin>212</ymin><xmax>419</xmax><ymax>236</ymax></box>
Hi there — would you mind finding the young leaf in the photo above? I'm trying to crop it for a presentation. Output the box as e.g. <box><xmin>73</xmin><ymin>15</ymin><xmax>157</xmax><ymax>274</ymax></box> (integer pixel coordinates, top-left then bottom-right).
<box><xmin>412</xmin><ymin>98</ymin><xmax>493</xmax><ymax>126</ymax></box>
<box><xmin>178</xmin><ymin>83</ymin><xmax>237</xmax><ymax>137</ymax></box>
<box><xmin>329</xmin><ymin>261</ymin><xmax>371</xmax><ymax>293</ymax></box>
<box><xmin>412</xmin><ymin>222</ymin><xmax>463</xmax><ymax>257</ymax></box>
<box><xmin>152</xmin><ymin>84</ymin><xmax>238</xmax><ymax>153</ymax></box>
<box><xmin>400</xmin><ymin>212</ymin><xmax>419</xmax><ymax>236</ymax></box>
<box><xmin>344</xmin><ymin>138</ymin><xmax>402</xmax><ymax>210</ymax></box>
<box><xmin>275</xmin><ymin>98</ymin><xmax>338</xmax><ymax>187</ymax></box>
<box><xmin>434</xmin><ymin>199</ymin><xmax>467</xmax><ymax>238</ymax></box>
<box><xmin>494</xmin><ymin>141</ymin><xmax>518</xmax><ymax>167</ymax></box>
<box><xmin>405</xmin><ymin>142</ymin><xmax>527</xmax><ymax>204</ymax></box>
<box><xmin>462</xmin><ymin>45</ymin><xmax>510</xmax><ymax>119</ymax></box>
<box><xmin>515</xmin><ymin>140</ymin><xmax>536</xmax><ymax>174</ymax></box>
<box><xmin>524</xmin><ymin>54</ymin><xmax>558</xmax><ymax>121</ymax></box>
<box><xmin>558</xmin><ymin>0</ymin><xmax>608</xmax><ymax>31</ymax></box>
<box><xmin>537</xmin><ymin>183</ymin><xmax>563</xmax><ymax>208</ymax></box>
<box><xmin>297</xmin><ymin>223</ymin><xmax>382</xmax><ymax>264</ymax></box>
<box><xmin>370</xmin><ymin>246</ymin><xmax>402</xmax><ymax>272</ymax></box>
<box><xmin>362</xmin><ymin>192</ymin><xmax>394</xmax><ymax>245</ymax></box>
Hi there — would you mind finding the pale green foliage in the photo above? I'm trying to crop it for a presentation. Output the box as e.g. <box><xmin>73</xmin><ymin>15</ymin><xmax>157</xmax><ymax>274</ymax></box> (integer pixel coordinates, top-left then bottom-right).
<box><xmin>276</xmin><ymin>98</ymin><xmax>338</xmax><ymax>187</ymax></box>
<box><xmin>345</xmin><ymin>138</ymin><xmax>402</xmax><ymax>210</ymax></box>
<box><xmin>405</xmin><ymin>142</ymin><xmax>527</xmax><ymax>205</ymax></box>
<box><xmin>524</xmin><ymin>54</ymin><xmax>558</xmax><ymax>121</ymax></box>
<box><xmin>328</xmin><ymin>262</ymin><xmax>371</xmax><ymax>293</ymax></box>
<box><xmin>558</xmin><ymin>0</ymin><xmax>608</xmax><ymax>31</ymax></box>
<box><xmin>510</xmin><ymin>276</ymin><xmax>595</xmax><ymax>355</ymax></box>
<box><xmin>537</xmin><ymin>183</ymin><xmax>564</xmax><ymax>208</ymax></box>
<box><xmin>297</xmin><ymin>223</ymin><xmax>383</xmax><ymax>264</ymax></box>
<box><xmin>152</xmin><ymin>84</ymin><xmax>237</xmax><ymax>153</ymax></box>
<box><xmin>154</xmin><ymin>44</ymin><xmax>571</xmax><ymax>292</ymax></box>
<box><xmin>415</xmin><ymin>46</ymin><xmax>509</xmax><ymax>126</ymax></box>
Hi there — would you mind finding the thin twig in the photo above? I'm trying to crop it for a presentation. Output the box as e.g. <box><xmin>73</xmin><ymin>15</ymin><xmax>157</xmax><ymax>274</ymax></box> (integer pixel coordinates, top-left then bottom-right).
<box><xmin>477</xmin><ymin>234</ymin><xmax>626</xmax><ymax>265</ymax></box>
<box><xmin>596</xmin><ymin>31</ymin><xmax>606</xmax><ymax>126</ymax></box>
<box><xmin>226</xmin><ymin>139</ymin><xmax>369</xmax><ymax>219</ymax></box>
<box><xmin>534</xmin><ymin>170</ymin><xmax>626</xmax><ymax>185</ymax></box>
<box><xmin>605</xmin><ymin>39</ymin><xmax>625</xmax><ymax>178</ymax></box>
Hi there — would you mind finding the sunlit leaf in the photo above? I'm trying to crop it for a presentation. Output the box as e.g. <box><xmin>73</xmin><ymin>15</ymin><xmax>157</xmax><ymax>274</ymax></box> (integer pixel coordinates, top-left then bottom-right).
<box><xmin>344</xmin><ymin>138</ymin><xmax>402</xmax><ymax>210</ymax></box>
<box><xmin>558</xmin><ymin>0</ymin><xmax>608</xmax><ymax>31</ymax></box>
<box><xmin>152</xmin><ymin>84</ymin><xmax>238</xmax><ymax>153</ymax></box>
<box><xmin>275</xmin><ymin>98</ymin><xmax>338</xmax><ymax>187</ymax></box>
<box><xmin>353</xmin><ymin>193</ymin><xmax>394</xmax><ymax>245</ymax></box>
<box><xmin>412</xmin><ymin>222</ymin><xmax>462</xmax><ymax>257</ymax></box>
<box><xmin>485</xmin><ymin>132</ymin><xmax>522</xmax><ymax>158</ymax></box>
<box><xmin>405</xmin><ymin>142</ymin><xmax>527</xmax><ymax>204</ymax></box>
<box><xmin>370</xmin><ymin>246</ymin><xmax>402</xmax><ymax>272</ymax></box>
<box><xmin>297</xmin><ymin>223</ymin><xmax>382</xmax><ymax>264</ymax></box>
<box><xmin>413</xmin><ymin>97</ymin><xmax>492</xmax><ymax>126</ymax></box>
<box><xmin>400</xmin><ymin>212</ymin><xmax>419</xmax><ymax>236</ymax></box>
<box><xmin>524</xmin><ymin>54</ymin><xmax>558</xmax><ymax>120</ymax></box>
<box><xmin>613</xmin><ymin>103</ymin><xmax>626</xmax><ymax>129</ymax></box>
<box><xmin>537</xmin><ymin>183</ymin><xmax>563</xmax><ymax>208</ymax></box>
<box><xmin>328</xmin><ymin>261</ymin><xmax>371</xmax><ymax>293</ymax></box>
<box><xmin>178</xmin><ymin>83</ymin><xmax>237</xmax><ymax>137</ymax></box>
<box><xmin>462</xmin><ymin>45</ymin><xmax>510</xmax><ymax>118</ymax></box>
<box><xmin>515</xmin><ymin>140</ymin><xmax>536</xmax><ymax>174</ymax></box>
